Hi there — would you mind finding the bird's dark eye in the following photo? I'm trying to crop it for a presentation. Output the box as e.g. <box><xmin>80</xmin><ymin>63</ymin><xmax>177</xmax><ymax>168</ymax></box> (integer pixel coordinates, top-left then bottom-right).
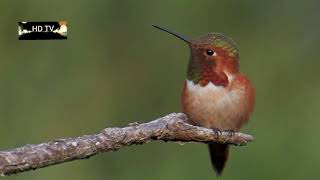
<box><xmin>206</xmin><ymin>49</ymin><xmax>215</xmax><ymax>56</ymax></box>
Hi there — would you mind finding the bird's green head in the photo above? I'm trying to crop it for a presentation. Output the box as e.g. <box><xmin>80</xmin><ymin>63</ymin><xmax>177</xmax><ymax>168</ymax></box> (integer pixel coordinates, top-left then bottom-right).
<box><xmin>153</xmin><ymin>25</ymin><xmax>240</xmax><ymax>86</ymax></box>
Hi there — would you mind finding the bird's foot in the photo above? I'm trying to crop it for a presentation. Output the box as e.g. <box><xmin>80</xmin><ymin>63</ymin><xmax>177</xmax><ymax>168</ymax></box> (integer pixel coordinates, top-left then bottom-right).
<box><xmin>211</xmin><ymin>128</ymin><xmax>222</xmax><ymax>139</ymax></box>
<box><xmin>225</xmin><ymin>129</ymin><xmax>235</xmax><ymax>138</ymax></box>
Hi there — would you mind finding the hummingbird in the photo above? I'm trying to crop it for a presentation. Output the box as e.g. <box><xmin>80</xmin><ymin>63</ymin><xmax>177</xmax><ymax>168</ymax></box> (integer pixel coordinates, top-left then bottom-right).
<box><xmin>153</xmin><ymin>25</ymin><xmax>255</xmax><ymax>176</ymax></box>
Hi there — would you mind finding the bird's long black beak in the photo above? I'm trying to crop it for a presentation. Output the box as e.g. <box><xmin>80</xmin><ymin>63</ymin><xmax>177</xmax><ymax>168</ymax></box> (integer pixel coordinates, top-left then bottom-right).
<box><xmin>152</xmin><ymin>25</ymin><xmax>190</xmax><ymax>44</ymax></box>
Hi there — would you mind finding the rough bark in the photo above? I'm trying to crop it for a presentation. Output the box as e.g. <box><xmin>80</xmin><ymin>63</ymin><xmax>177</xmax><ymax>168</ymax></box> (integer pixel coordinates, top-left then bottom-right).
<box><xmin>0</xmin><ymin>113</ymin><xmax>253</xmax><ymax>176</ymax></box>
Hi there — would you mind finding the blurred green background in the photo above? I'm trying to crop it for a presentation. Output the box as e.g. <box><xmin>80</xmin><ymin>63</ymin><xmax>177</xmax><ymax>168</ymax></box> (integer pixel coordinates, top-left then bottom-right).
<box><xmin>1</xmin><ymin>0</ymin><xmax>320</xmax><ymax>179</ymax></box>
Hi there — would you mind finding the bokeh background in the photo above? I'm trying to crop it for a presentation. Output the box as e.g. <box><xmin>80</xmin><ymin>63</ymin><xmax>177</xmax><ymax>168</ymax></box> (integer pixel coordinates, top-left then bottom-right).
<box><xmin>1</xmin><ymin>0</ymin><xmax>320</xmax><ymax>179</ymax></box>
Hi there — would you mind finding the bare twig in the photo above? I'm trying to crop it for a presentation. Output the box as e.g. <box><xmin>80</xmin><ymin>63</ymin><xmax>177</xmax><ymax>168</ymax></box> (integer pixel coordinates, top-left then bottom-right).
<box><xmin>0</xmin><ymin>113</ymin><xmax>253</xmax><ymax>176</ymax></box>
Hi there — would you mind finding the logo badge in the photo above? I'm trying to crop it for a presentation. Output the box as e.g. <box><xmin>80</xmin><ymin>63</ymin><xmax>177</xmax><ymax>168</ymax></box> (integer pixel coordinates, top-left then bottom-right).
<box><xmin>18</xmin><ymin>21</ymin><xmax>67</xmax><ymax>40</ymax></box>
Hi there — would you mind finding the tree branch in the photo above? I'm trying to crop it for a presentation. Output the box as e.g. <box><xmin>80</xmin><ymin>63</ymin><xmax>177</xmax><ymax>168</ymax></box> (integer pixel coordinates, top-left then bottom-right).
<box><xmin>0</xmin><ymin>113</ymin><xmax>253</xmax><ymax>176</ymax></box>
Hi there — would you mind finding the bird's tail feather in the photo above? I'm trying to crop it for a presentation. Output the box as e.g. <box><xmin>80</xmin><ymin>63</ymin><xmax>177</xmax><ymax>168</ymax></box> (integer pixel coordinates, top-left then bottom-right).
<box><xmin>208</xmin><ymin>143</ymin><xmax>229</xmax><ymax>176</ymax></box>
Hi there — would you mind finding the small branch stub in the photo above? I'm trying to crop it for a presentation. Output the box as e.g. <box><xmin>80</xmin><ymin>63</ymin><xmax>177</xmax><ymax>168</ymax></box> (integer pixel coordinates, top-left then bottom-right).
<box><xmin>0</xmin><ymin>113</ymin><xmax>253</xmax><ymax>176</ymax></box>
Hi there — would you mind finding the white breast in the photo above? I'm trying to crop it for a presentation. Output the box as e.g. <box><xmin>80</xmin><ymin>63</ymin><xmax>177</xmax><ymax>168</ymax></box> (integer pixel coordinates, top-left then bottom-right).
<box><xmin>184</xmin><ymin>79</ymin><xmax>246</xmax><ymax>130</ymax></box>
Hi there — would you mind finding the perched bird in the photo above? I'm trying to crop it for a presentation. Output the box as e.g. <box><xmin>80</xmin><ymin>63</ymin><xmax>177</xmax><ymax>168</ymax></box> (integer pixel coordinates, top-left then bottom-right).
<box><xmin>153</xmin><ymin>25</ymin><xmax>255</xmax><ymax>176</ymax></box>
